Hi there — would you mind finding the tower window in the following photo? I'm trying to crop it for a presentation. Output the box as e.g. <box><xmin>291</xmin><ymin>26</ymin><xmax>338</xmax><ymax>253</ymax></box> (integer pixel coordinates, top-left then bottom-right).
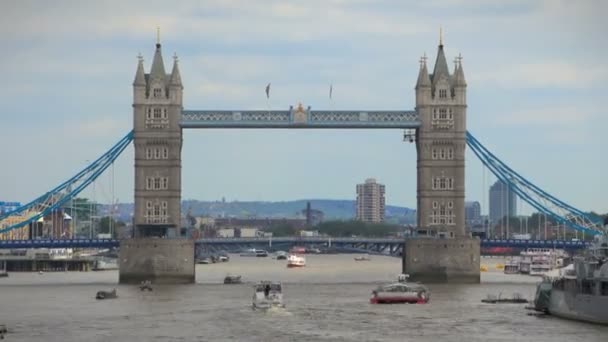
<box><xmin>447</xmin><ymin>148</ymin><xmax>454</xmax><ymax>160</ymax></box>
<box><xmin>153</xmin><ymin>88</ymin><xmax>162</xmax><ymax>98</ymax></box>
<box><xmin>153</xmin><ymin>108</ymin><xmax>162</xmax><ymax>119</ymax></box>
<box><xmin>439</xmin><ymin>89</ymin><xmax>447</xmax><ymax>98</ymax></box>
<box><xmin>432</xmin><ymin>148</ymin><xmax>438</xmax><ymax>160</ymax></box>
<box><xmin>162</xmin><ymin>147</ymin><xmax>169</xmax><ymax>159</ymax></box>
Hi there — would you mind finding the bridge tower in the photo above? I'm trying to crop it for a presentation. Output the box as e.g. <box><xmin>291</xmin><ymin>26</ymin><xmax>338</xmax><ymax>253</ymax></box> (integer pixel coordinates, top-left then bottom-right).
<box><xmin>119</xmin><ymin>39</ymin><xmax>194</xmax><ymax>284</ymax></box>
<box><xmin>403</xmin><ymin>37</ymin><xmax>480</xmax><ymax>282</ymax></box>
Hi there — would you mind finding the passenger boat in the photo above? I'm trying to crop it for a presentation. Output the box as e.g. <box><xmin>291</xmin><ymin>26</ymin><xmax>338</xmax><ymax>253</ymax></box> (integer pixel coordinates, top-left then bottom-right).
<box><xmin>287</xmin><ymin>254</ymin><xmax>306</xmax><ymax>268</ymax></box>
<box><xmin>503</xmin><ymin>259</ymin><xmax>520</xmax><ymax>274</ymax></box>
<box><xmin>521</xmin><ymin>248</ymin><xmax>568</xmax><ymax>276</ymax></box>
<box><xmin>252</xmin><ymin>281</ymin><xmax>284</xmax><ymax>310</ymax></box>
<box><xmin>255</xmin><ymin>250</ymin><xmax>269</xmax><ymax>257</ymax></box>
<box><xmin>370</xmin><ymin>274</ymin><xmax>430</xmax><ymax>304</ymax></box>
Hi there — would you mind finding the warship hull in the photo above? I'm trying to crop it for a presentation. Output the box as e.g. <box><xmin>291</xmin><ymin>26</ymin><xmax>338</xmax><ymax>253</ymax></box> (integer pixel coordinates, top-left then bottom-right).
<box><xmin>548</xmin><ymin>289</ymin><xmax>608</xmax><ymax>325</ymax></box>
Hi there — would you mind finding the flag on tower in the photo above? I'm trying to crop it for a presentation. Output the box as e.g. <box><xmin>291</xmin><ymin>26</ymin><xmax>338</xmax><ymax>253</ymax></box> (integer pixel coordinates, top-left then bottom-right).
<box><xmin>265</xmin><ymin>83</ymin><xmax>271</xmax><ymax>99</ymax></box>
<box><xmin>329</xmin><ymin>84</ymin><xmax>333</xmax><ymax>100</ymax></box>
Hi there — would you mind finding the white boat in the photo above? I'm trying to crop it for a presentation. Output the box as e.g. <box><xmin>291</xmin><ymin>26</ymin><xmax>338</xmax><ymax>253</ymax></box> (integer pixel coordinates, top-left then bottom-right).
<box><xmin>519</xmin><ymin>248</ymin><xmax>568</xmax><ymax>276</ymax></box>
<box><xmin>503</xmin><ymin>258</ymin><xmax>520</xmax><ymax>274</ymax></box>
<box><xmin>252</xmin><ymin>281</ymin><xmax>284</xmax><ymax>310</ymax></box>
<box><xmin>287</xmin><ymin>254</ymin><xmax>306</xmax><ymax>268</ymax></box>
<box><xmin>354</xmin><ymin>254</ymin><xmax>371</xmax><ymax>261</ymax></box>
<box><xmin>240</xmin><ymin>249</ymin><xmax>257</xmax><ymax>257</ymax></box>
<box><xmin>93</xmin><ymin>257</ymin><xmax>118</xmax><ymax>271</ymax></box>
<box><xmin>240</xmin><ymin>249</ymin><xmax>268</xmax><ymax>257</ymax></box>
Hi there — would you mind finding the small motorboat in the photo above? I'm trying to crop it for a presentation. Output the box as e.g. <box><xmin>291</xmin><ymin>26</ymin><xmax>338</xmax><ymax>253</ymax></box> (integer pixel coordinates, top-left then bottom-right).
<box><xmin>275</xmin><ymin>251</ymin><xmax>288</xmax><ymax>260</ymax></box>
<box><xmin>252</xmin><ymin>281</ymin><xmax>285</xmax><ymax>310</ymax></box>
<box><xmin>224</xmin><ymin>275</ymin><xmax>242</xmax><ymax>284</ymax></box>
<box><xmin>287</xmin><ymin>254</ymin><xmax>306</xmax><ymax>268</ymax></box>
<box><xmin>218</xmin><ymin>254</ymin><xmax>230</xmax><ymax>262</ymax></box>
<box><xmin>140</xmin><ymin>280</ymin><xmax>153</xmax><ymax>291</ymax></box>
<box><xmin>354</xmin><ymin>254</ymin><xmax>371</xmax><ymax>261</ymax></box>
<box><xmin>95</xmin><ymin>288</ymin><xmax>118</xmax><ymax>300</ymax></box>
<box><xmin>370</xmin><ymin>274</ymin><xmax>430</xmax><ymax>304</ymax></box>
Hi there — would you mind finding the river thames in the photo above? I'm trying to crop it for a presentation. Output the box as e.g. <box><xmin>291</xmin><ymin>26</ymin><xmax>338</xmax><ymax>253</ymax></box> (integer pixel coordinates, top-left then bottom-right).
<box><xmin>1</xmin><ymin>254</ymin><xmax>606</xmax><ymax>341</ymax></box>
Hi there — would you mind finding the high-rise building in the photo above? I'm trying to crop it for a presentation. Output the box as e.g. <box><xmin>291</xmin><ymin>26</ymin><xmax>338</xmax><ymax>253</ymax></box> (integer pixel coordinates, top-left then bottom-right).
<box><xmin>356</xmin><ymin>178</ymin><xmax>386</xmax><ymax>223</ymax></box>
<box><xmin>489</xmin><ymin>180</ymin><xmax>517</xmax><ymax>224</ymax></box>
<box><xmin>464</xmin><ymin>201</ymin><xmax>481</xmax><ymax>224</ymax></box>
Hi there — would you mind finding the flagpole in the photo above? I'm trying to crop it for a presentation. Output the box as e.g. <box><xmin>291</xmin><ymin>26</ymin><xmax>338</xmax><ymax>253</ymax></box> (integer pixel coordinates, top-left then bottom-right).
<box><xmin>329</xmin><ymin>82</ymin><xmax>333</xmax><ymax>115</ymax></box>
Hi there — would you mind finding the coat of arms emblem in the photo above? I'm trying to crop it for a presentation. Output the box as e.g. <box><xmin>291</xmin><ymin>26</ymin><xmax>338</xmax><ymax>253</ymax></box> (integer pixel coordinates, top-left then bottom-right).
<box><xmin>293</xmin><ymin>103</ymin><xmax>307</xmax><ymax>124</ymax></box>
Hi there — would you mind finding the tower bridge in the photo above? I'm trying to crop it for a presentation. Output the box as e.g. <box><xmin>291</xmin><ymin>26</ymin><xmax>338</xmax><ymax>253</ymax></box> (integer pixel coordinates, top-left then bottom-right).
<box><xmin>1</xmin><ymin>37</ymin><xmax>603</xmax><ymax>284</ymax></box>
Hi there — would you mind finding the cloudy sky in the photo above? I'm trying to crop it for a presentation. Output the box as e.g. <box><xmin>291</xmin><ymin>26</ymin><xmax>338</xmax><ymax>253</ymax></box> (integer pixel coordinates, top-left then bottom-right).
<box><xmin>0</xmin><ymin>0</ymin><xmax>606</xmax><ymax>214</ymax></box>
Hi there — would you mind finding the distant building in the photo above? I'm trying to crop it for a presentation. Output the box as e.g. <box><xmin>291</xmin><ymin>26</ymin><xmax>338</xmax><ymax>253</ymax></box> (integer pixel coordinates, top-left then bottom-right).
<box><xmin>464</xmin><ymin>201</ymin><xmax>481</xmax><ymax>224</ymax></box>
<box><xmin>301</xmin><ymin>202</ymin><xmax>324</xmax><ymax>226</ymax></box>
<box><xmin>489</xmin><ymin>180</ymin><xmax>517</xmax><ymax>223</ymax></box>
<box><xmin>356</xmin><ymin>178</ymin><xmax>386</xmax><ymax>223</ymax></box>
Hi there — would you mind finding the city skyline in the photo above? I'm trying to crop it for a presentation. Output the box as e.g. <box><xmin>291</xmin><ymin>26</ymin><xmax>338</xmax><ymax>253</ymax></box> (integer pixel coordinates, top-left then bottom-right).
<box><xmin>1</xmin><ymin>1</ymin><xmax>606</xmax><ymax>214</ymax></box>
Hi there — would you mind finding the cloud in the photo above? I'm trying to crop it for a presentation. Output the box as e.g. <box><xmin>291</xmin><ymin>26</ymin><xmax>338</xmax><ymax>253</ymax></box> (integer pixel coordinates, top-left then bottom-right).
<box><xmin>470</xmin><ymin>62</ymin><xmax>608</xmax><ymax>89</ymax></box>
<box><xmin>496</xmin><ymin>107</ymin><xmax>596</xmax><ymax>126</ymax></box>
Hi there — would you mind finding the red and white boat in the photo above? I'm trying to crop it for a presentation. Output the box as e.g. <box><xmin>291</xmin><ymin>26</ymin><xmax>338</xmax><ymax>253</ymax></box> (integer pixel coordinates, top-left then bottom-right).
<box><xmin>370</xmin><ymin>274</ymin><xmax>430</xmax><ymax>304</ymax></box>
<box><xmin>286</xmin><ymin>254</ymin><xmax>306</xmax><ymax>268</ymax></box>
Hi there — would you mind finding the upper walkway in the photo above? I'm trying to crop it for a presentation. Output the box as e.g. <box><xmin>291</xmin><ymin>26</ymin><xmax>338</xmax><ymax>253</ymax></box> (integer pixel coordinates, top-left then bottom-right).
<box><xmin>181</xmin><ymin>108</ymin><xmax>419</xmax><ymax>129</ymax></box>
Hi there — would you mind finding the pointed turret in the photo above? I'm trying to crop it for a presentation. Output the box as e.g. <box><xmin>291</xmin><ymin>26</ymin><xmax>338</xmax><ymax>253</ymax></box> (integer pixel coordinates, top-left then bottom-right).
<box><xmin>149</xmin><ymin>42</ymin><xmax>166</xmax><ymax>82</ymax></box>
<box><xmin>170</xmin><ymin>55</ymin><xmax>182</xmax><ymax>86</ymax></box>
<box><xmin>431</xmin><ymin>43</ymin><xmax>450</xmax><ymax>85</ymax></box>
<box><xmin>133</xmin><ymin>55</ymin><xmax>146</xmax><ymax>86</ymax></box>
<box><xmin>453</xmin><ymin>54</ymin><xmax>467</xmax><ymax>87</ymax></box>
<box><xmin>416</xmin><ymin>55</ymin><xmax>431</xmax><ymax>89</ymax></box>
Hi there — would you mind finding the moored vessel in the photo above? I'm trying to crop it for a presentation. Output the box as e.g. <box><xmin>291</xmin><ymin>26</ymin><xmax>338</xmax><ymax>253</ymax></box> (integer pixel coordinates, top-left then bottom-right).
<box><xmin>533</xmin><ymin>226</ymin><xmax>608</xmax><ymax>325</ymax></box>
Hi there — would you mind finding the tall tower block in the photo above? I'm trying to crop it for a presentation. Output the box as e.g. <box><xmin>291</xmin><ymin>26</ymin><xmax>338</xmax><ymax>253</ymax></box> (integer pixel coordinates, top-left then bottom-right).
<box><xmin>403</xmin><ymin>37</ymin><xmax>480</xmax><ymax>283</ymax></box>
<box><xmin>119</xmin><ymin>39</ymin><xmax>194</xmax><ymax>284</ymax></box>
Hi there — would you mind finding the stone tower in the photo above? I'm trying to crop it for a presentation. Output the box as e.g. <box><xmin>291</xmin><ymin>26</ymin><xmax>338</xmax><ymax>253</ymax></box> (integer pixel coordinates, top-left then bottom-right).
<box><xmin>415</xmin><ymin>38</ymin><xmax>467</xmax><ymax>238</ymax></box>
<box><xmin>132</xmin><ymin>40</ymin><xmax>183</xmax><ymax>238</ymax></box>
<box><xmin>403</xmin><ymin>36</ymin><xmax>480</xmax><ymax>283</ymax></box>
<box><xmin>119</xmin><ymin>39</ymin><xmax>194</xmax><ymax>284</ymax></box>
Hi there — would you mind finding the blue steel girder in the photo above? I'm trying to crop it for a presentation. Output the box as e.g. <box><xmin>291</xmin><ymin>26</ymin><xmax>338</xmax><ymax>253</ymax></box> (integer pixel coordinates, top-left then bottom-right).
<box><xmin>0</xmin><ymin>131</ymin><xmax>134</xmax><ymax>234</ymax></box>
<box><xmin>466</xmin><ymin>131</ymin><xmax>604</xmax><ymax>236</ymax></box>
<box><xmin>181</xmin><ymin>108</ymin><xmax>420</xmax><ymax>129</ymax></box>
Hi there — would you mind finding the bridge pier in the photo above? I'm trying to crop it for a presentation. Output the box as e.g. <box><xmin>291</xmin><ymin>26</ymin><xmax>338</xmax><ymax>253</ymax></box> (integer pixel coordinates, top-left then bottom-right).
<box><xmin>402</xmin><ymin>238</ymin><xmax>480</xmax><ymax>283</ymax></box>
<box><xmin>119</xmin><ymin>239</ymin><xmax>195</xmax><ymax>284</ymax></box>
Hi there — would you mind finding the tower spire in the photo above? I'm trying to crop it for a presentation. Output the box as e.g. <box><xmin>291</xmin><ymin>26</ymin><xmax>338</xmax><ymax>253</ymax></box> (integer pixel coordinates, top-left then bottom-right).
<box><xmin>439</xmin><ymin>26</ymin><xmax>443</xmax><ymax>46</ymax></box>
<box><xmin>133</xmin><ymin>53</ymin><xmax>146</xmax><ymax>86</ymax></box>
<box><xmin>156</xmin><ymin>26</ymin><xmax>161</xmax><ymax>47</ymax></box>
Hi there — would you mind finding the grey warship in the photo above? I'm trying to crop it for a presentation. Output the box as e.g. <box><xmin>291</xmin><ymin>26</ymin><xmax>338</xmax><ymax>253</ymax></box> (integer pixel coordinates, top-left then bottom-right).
<box><xmin>534</xmin><ymin>218</ymin><xmax>608</xmax><ymax>325</ymax></box>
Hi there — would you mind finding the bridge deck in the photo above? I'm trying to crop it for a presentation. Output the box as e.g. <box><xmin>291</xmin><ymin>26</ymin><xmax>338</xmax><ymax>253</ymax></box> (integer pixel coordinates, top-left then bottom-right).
<box><xmin>0</xmin><ymin>238</ymin><xmax>590</xmax><ymax>249</ymax></box>
<box><xmin>180</xmin><ymin>109</ymin><xmax>420</xmax><ymax>129</ymax></box>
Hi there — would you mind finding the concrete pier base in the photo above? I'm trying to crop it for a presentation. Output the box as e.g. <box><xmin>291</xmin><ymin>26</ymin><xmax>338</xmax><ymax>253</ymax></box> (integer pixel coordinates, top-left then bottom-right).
<box><xmin>119</xmin><ymin>239</ymin><xmax>195</xmax><ymax>284</ymax></box>
<box><xmin>402</xmin><ymin>238</ymin><xmax>480</xmax><ymax>283</ymax></box>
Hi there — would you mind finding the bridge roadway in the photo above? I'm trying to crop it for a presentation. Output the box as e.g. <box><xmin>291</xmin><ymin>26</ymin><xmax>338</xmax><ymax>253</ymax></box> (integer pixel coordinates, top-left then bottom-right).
<box><xmin>0</xmin><ymin>237</ymin><xmax>591</xmax><ymax>254</ymax></box>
